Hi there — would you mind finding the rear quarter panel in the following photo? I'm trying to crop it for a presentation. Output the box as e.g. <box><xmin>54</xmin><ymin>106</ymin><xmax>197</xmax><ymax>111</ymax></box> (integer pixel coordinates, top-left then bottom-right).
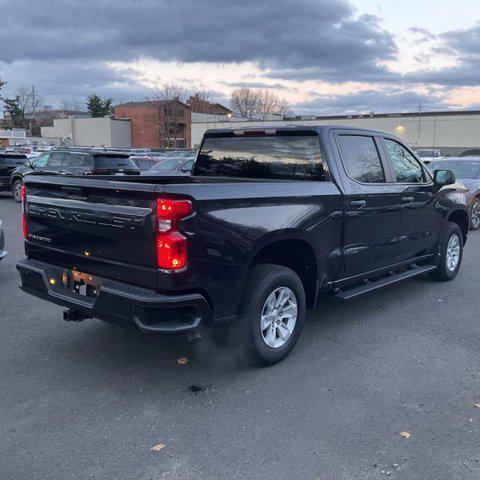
<box><xmin>161</xmin><ymin>181</ymin><xmax>343</xmax><ymax>319</ymax></box>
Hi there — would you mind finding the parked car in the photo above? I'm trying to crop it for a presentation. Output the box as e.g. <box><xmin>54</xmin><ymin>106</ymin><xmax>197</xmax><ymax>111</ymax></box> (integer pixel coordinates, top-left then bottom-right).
<box><xmin>415</xmin><ymin>149</ymin><xmax>444</xmax><ymax>163</ymax></box>
<box><xmin>17</xmin><ymin>126</ymin><xmax>468</xmax><ymax>365</ymax></box>
<box><xmin>130</xmin><ymin>155</ymin><xmax>160</xmax><ymax>171</ymax></box>
<box><xmin>0</xmin><ymin>153</ymin><xmax>27</xmax><ymax>198</ymax></box>
<box><xmin>460</xmin><ymin>149</ymin><xmax>480</xmax><ymax>157</ymax></box>
<box><xmin>10</xmin><ymin>149</ymin><xmax>140</xmax><ymax>202</ymax></box>
<box><xmin>0</xmin><ymin>219</ymin><xmax>6</xmax><ymax>262</ymax></box>
<box><xmin>162</xmin><ymin>149</ymin><xmax>197</xmax><ymax>158</ymax></box>
<box><xmin>141</xmin><ymin>157</ymin><xmax>195</xmax><ymax>175</ymax></box>
<box><xmin>428</xmin><ymin>158</ymin><xmax>480</xmax><ymax>230</ymax></box>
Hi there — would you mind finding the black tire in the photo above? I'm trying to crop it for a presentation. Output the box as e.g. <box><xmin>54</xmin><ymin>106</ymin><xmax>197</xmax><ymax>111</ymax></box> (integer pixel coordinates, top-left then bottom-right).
<box><xmin>236</xmin><ymin>263</ymin><xmax>306</xmax><ymax>366</ymax></box>
<box><xmin>470</xmin><ymin>198</ymin><xmax>480</xmax><ymax>230</ymax></box>
<box><xmin>12</xmin><ymin>179</ymin><xmax>23</xmax><ymax>203</ymax></box>
<box><xmin>430</xmin><ymin>222</ymin><xmax>464</xmax><ymax>281</ymax></box>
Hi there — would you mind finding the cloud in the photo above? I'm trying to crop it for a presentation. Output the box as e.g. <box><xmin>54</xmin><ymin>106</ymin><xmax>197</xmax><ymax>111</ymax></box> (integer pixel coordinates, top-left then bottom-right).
<box><xmin>0</xmin><ymin>0</ymin><xmax>397</xmax><ymax>85</ymax></box>
<box><xmin>0</xmin><ymin>60</ymin><xmax>151</xmax><ymax>105</ymax></box>
<box><xmin>404</xmin><ymin>23</ymin><xmax>480</xmax><ymax>87</ymax></box>
<box><xmin>409</xmin><ymin>26</ymin><xmax>437</xmax><ymax>41</ymax></box>
<box><xmin>295</xmin><ymin>89</ymin><xmax>453</xmax><ymax>115</ymax></box>
<box><xmin>219</xmin><ymin>81</ymin><xmax>290</xmax><ymax>90</ymax></box>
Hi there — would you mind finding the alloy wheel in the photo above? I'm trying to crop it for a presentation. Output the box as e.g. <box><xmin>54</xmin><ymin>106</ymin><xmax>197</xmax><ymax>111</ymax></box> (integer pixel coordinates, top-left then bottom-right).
<box><xmin>260</xmin><ymin>286</ymin><xmax>298</xmax><ymax>349</ymax></box>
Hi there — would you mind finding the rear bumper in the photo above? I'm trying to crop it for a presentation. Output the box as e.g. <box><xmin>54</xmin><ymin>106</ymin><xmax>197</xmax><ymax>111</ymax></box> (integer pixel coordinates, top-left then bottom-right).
<box><xmin>17</xmin><ymin>258</ymin><xmax>211</xmax><ymax>333</ymax></box>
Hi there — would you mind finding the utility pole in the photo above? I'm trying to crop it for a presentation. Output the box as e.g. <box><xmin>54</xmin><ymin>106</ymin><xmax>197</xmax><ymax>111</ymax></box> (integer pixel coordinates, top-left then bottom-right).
<box><xmin>417</xmin><ymin>103</ymin><xmax>422</xmax><ymax>147</ymax></box>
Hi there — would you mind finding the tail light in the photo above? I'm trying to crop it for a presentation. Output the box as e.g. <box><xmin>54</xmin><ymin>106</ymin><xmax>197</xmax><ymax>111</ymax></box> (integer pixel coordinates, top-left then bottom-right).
<box><xmin>21</xmin><ymin>185</ymin><xmax>27</xmax><ymax>239</ymax></box>
<box><xmin>156</xmin><ymin>197</ymin><xmax>192</xmax><ymax>270</ymax></box>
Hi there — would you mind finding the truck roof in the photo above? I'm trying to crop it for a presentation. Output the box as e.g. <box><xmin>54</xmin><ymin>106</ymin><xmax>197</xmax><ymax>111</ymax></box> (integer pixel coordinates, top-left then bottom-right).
<box><xmin>203</xmin><ymin>124</ymin><xmax>393</xmax><ymax>138</ymax></box>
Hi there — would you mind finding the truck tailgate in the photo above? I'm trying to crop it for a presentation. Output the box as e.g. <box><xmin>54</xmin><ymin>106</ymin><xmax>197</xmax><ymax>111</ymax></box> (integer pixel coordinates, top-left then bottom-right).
<box><xmin>24</xmin><ymin>175</ymin><xmax>159</xmax><ymax>289</ymax></box>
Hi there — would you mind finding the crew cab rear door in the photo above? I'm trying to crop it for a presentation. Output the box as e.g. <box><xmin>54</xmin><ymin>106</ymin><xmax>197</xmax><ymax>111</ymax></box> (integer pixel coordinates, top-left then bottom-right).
<box><xmin>331</xmin><ymin>130</ymin><xmax>403</xmax><ymax>278</ymax></box>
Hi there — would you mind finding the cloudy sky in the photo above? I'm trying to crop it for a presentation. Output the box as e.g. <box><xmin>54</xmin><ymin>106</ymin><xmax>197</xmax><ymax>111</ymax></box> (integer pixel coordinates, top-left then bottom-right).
<box><xmin>1</xmin><ymin>0</ymin><xmax>480</xmax><ymax>115</ymax></box>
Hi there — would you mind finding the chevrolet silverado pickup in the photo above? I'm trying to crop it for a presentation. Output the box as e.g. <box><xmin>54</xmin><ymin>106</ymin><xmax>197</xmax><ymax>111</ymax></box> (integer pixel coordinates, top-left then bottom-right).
<box><xmin>17</xmin><ymin>126</ymin><xmax>468</xmax><ymax>365</ymax></box>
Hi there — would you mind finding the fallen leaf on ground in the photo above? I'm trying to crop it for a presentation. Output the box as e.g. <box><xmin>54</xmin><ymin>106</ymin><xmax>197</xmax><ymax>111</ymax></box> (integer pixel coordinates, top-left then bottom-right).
<box><xmin>474</xmin><ymin>403</ymin><xmax>480</xmax><ymax>409</ymax></box>
<box><xmin>176</xmin><ymin>357</ymin><xmax>189</xmax><ymax>365</ymax></box>
<box><xmin>151</xmin><ymin>443</ymin><xmax>165</xmax><ymax>452</ymax></box>
<box><xmin>400</xmin><ymin>431</ymin><xmax>411</xmax><ymax>439</ymax></box>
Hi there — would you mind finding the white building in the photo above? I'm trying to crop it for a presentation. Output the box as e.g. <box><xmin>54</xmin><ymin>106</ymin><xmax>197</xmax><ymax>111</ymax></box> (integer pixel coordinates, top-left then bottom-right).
<box><xmin>0</xmin><ymin>128</ymin><xmax>27</xmax><ymax>147</ymax></box>
<box><xmin>41</xmin><ymin>117</ymin><xmax>131</xmax><ymax>148</ymax></box>
<box><xmin>191</xmin><ymin>110</ymin><xmax>480</xmax><ymax>154</ymax></box>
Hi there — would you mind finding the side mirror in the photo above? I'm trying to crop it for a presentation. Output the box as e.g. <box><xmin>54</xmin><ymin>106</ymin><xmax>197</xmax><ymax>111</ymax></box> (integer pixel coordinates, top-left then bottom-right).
<box><xmin>434</xmin><ymin>169</ymin><xmax>456</xmax><ymax>187</ymax></box>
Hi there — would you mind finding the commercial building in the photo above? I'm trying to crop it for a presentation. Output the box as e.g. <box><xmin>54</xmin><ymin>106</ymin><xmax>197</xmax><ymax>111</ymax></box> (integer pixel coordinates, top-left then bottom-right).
<box><xmin>0</xmin><ymin>128</ymin><xmax>27</xmax><ymax>147</ymax></box>
<box><xmin>191</xmin><ymin>109</ymin><xmax>480</xmax><ymax>154</ymax></box>
<box><xmin>114</xmin><ymin>100</ymin><xmax>232</xmax><ymax>149</ymax></box>
<box><xmin>41</xmin><ymin>117</ymin><xmax>131</xmax><ymax>148</ymax></box>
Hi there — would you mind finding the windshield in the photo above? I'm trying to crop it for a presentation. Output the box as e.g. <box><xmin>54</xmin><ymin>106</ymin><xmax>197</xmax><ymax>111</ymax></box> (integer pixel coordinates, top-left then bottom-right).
<box><xmin>429</xmin><ymin>160</ymin><xmax>480</xmax><ymax>179</ymax></box>
<box><xmin>32</xmin><ymin>153</ymin><xmax>50</xmax><ymax>167</ymax></box>
<box><xmin>194</xmin><ymin>135</ymin><xmax>326</xmax><ymax>180</ymax></box>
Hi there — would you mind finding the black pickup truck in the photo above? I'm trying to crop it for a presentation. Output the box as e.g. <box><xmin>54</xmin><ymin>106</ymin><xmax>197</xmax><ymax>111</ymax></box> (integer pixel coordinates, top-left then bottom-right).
<box><xmin>17</xmin><ymin>126</ymin><xmax>468</xmax><ymax>365</ymax></box>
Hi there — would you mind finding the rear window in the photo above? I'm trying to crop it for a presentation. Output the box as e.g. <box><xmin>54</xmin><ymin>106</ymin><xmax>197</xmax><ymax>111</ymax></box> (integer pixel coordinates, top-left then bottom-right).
<box><xmin>0</xmin><ymin>155</ymin><xmax>27</xmax><ymax>166</ymax></box>
<box><xmin>93</xmin><ymin>155</ymin><xmax>137</xmax><ymax>169</ymax></box>
<box><xmin>194</xmin><ymin>135</ymin><xmax>326</xmax><ymax>180</ymax></box>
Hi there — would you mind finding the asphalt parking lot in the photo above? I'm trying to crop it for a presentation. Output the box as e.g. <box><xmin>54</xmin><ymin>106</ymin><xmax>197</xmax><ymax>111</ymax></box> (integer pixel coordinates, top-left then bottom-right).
<box><xmin>1</xmin><ymin>192</ymin><xmax>480</xmax><ymax>480</ymax></box>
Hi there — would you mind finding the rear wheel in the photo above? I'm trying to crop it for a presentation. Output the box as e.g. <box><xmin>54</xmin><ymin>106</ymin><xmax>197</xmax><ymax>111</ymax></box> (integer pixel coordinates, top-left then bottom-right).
<box><xmin>12</xmin><ymin>179</ymin><xmax>23</xmax><ymax>203</ymax></box>
<box><xmin>470</xmin><ymin>198</ymin><xmax>480</xmax><ymax>230</ymax></box>
<box><xmin>237</xmin><ymin>264</ymin><xmax>306</xmax><ymax>366</ymax></box>
<box><xmin>430</xmin><ymin>222</ymin><xmax>463</xmax><ymax>281</ymax></box>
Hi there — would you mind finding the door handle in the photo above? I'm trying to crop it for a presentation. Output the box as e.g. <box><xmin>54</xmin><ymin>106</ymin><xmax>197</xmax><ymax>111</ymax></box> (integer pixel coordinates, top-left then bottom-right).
<box><xmin>350</xmin><ymin>200</ymin><xmax>367</xmax><ymax>209</ymax></box>
<box><xmin>402</xmin><ymin>196</ymin><xmax>414</xmax><ymax>203</ymax></box>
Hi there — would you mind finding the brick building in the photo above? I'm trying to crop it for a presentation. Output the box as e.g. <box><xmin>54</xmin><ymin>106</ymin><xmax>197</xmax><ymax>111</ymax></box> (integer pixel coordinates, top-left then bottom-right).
<box><xmin>114</xmin><ymin>100</ymin><xmax>191</xmax><ymax>149</ymax></box>
<box><xmin>114</xmin><ymin>99</ymin><xmax>232</xmax><ymax>148</ymax></box>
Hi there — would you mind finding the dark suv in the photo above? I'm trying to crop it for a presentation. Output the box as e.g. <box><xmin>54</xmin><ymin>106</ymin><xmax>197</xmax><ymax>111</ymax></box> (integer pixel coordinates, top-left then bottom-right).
<box><xmin>0</xmin><ymin>153</ymin><xmax>27</xmax><ymax>198</ymax></box>
<box><xmin>10</xmin><ymin>149</ymin><xmax>140</xmax><ymax>202</ymax></box>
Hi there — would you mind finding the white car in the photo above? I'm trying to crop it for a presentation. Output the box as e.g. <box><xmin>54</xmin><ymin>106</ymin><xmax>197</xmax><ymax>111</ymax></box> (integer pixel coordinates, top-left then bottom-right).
<box><xmin>415</xmin><ymin>149</ymin><xmax>444</xmax><ymax>164</ymax></box>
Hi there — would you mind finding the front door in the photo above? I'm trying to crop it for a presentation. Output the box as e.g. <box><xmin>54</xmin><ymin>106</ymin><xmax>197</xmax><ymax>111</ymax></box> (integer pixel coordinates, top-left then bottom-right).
<box><xmin>381</xmin><ymin>137</ymin><xmax>440</xmax><ymax>262</ymax></box>
<box><xmin>333</xmin><ymin>132</ymin><xmax>403</xmax><ymax>278</ymax></box>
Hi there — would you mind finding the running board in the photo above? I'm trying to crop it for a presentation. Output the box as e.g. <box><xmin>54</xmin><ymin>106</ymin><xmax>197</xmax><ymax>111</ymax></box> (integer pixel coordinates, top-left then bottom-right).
<box><xmin>334</xmin><ymin>264</ymin><xmax>437</xmax><ymax>301</ymax></box>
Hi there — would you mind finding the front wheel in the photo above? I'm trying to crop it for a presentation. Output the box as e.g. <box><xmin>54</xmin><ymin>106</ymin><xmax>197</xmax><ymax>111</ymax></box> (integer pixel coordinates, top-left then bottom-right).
<box><xmin>238</xmin><ymin>264</ymin><xmax>306</xmax><ymax>366</ymax></box>
<box><xmin>470</xmin><ymin>198</ymin><xmax>480</xmax><ymax>230</ymax></box>
<box><xmin>430</xmin><ymin>222</ymin><xmax>464</xmax><ymax>281</ymax></box>
<box><xmin>12</xmin><ymin>179</ymin><xmax>23</xmax><ymax>203</ymax></box>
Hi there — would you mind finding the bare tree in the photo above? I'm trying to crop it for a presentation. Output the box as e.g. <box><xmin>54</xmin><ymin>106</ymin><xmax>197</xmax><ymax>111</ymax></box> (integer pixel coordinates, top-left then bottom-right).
<box><xmin>187</xmin><ymin>91</ymin><xmax>212</xmax><ymax>114</ymax></box>
<box><xmin>60</xmin><ymin>97</ymin><xmax>84</xmax><ymax>113</ymax></box>
<box><xmin>148</xmin><ymin>83</ymin><xmax>189</xmax><ymax>148</ymax></box>
<box><xmin>230</xmin><ymin>88</ymin><xmax>290</xmax><ymax>118</ymax></box>
<box><xmin>17</xmin><ymin>85</ymin><xmax>43</xmax><ymax>120</ymax></box>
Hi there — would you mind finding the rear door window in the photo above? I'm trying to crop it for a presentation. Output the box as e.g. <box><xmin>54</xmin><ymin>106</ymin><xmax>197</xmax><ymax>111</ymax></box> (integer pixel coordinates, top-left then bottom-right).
<box><xmin>47</xmin><ymin>152</ymin><xmax>66</xmax><ymax>168</ymax></box>
<box><xmin>66</xmin><ymin>153</ymin><xmax>92</xmax><ymax>168</ymax></box>
<box><xmin>337</xmin><ymin>135</ymin><xmax>385</xmax><ymax>183</ymax></box>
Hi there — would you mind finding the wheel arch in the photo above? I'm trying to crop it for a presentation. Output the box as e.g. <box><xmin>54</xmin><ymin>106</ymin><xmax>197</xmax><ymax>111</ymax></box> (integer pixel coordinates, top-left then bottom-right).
<box><xmin>448</xmin><ymin>209</ymin><xmax>469</xmax><ymax>242</ymax></box>
<box><xmin>247</xmin><ymin>231</ymin><xmax>320</xmax><ymax>309</ymax></box>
